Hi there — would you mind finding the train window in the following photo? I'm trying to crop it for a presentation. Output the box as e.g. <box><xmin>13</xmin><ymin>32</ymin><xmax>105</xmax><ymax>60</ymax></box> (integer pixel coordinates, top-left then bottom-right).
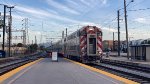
<box><xmin>80</xmin><ymin>31</ymin><xmax>86</xmax><ymax>36</ymax></box>
<box><xmin>77</xmin><ymin>31</ymin><xmax>80</xmax><ymax>36</ymax></box>
<box><xmin>68</xmin><ymin>36</ymin><xmax>71</xmax><ymax>40</ymax></box>
<box><xmin>97</xmin><ymin>32</ymin><xmax>102</xmax><ymax>36</ymax></box>
<box><xmin>71</xmin><ymin>35</ymin><xmax>73</xmax><ymax>39</ymax></box>
<box><xmin>90</xmin><ymin>35</ymin><xmax>95</xmax><ymax>38</ymax></box>
<box><xmin>64</xmin><ymin>38</ymin><xmax>66</xmax><ymax>41</ymax></box>
<box><xmin>74</xmin><ymin>35</ymin><xmax>76</xmax><ymax>38</ymax></box>
<box><xmin>69</xmin><ymin>46</ymin><xmax>76</xmax><ymax>50</ymax></box>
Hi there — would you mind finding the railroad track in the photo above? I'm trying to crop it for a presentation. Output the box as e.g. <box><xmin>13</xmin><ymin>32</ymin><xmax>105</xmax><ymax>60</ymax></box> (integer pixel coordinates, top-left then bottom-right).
<box><xmin>66</xmin><ymin>56</ymin><xmax>150</xmax><ymax>83</ymax></box>
<box><xmin>0</xmin><ymin>52</ymin><xmax>47</xmax><ymax>76</ymax></box>
<box><xmin>0</xmin><ymin>57</ymin><xmax>20</xmax><ymax>65</ymax></box>
<box><xmin>86</xmin><ymin>59</ymin><xmax>150</xmax><ymax>84</ymax></box>
<box><xmin>91</xmin><ymin>63</ymin><xmax>150</xmax><ymax>84</ymax></box>
<box><xmin>101</xmin><ymin>59</ymin><xmax>150</xmax><ymax>73</ymax></box>
<box><xmin>0</xmin><ymin>59</ymin><xmax>35</xmax><ymax>75</ymax></box>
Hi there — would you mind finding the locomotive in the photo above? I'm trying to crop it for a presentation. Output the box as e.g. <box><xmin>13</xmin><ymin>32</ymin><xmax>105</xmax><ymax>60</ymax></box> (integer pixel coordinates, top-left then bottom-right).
<box><xmin>51</xmin><ymin>25</ymin><xmax>103</xmax><ymax>63</ymax></box>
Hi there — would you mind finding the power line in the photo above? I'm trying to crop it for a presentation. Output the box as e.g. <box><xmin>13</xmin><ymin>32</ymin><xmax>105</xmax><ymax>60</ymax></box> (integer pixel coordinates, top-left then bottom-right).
<box><xmin>128</xmin><ymin>8</ymin><xmax>150</xmax><ymax>11</ymax></box>
<box><xmin>13</xmin><ymin>10</ymin><xmax>24</xmax><ymax>17</ymax></box>
<box><xmin>128</xmin><ymin>0</ymin><xmax>145</xmax><ymax>9</ymax></box>
<box><xmin>11</xmin><ymin>0</ymin><xmax>17</xmax><ymax>5</ymax></box>
<box><xmin>1</xmin><ymin>0</ymin><xmax>10</xmax><ymax>6</ymax></box>
<box><xmin>101</xmin><ymin>11</ymin><xmax>124</xmax><ymax>29</ymax></box>
<box><xmin>100</xmin><ymin>0</ymin><xmax>133</xmax><ymax>29</ymax></box>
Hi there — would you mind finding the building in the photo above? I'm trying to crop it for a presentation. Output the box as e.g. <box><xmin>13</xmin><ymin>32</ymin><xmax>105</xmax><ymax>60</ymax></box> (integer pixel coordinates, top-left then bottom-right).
<box><xmin>130</xmin><ymin>39</ymin><xmax>150</xmax><ymax>61</ymax></box>
<box><xmin>102</xmin><ymin>40</ymin><xmax>113</xmax><ymax>51</ymax></box>
<box><xmin>102</xmin><ymin>40</ymin><xmax>127</xmax><ymax>52</ymax></box>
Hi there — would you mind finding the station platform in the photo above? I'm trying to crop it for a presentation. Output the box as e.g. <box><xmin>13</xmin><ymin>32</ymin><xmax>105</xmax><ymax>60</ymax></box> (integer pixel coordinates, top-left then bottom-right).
<box><xmin>0</xmin><ymin>58</ymin><xmax>138</xmax><ymax>84</ymax></box>
<box><xmin>103</xmin><ymin>52</ymin><xmax>127</xmax><ymax>57</ymax></box>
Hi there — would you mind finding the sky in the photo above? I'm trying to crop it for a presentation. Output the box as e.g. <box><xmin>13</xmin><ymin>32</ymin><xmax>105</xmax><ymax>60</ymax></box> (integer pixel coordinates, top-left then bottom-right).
<box><xmin>0</xmin><ymin>0</ymin><xmax>150</xmax><ymax>45</ymax></box>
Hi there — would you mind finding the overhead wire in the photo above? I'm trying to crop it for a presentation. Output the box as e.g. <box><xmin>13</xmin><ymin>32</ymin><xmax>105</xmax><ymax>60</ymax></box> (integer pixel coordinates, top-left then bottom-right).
<box><xmin>126</xmin><ymin>0</ymin><xmax>150</xmax><ymax>35</ymax></box>
<box><xmin>128</xmin><ymin>7</ymin><xmax>150</xmax><ymax>11</ymax></box>
<box><xmin>128</xmin><ymin>0</ymin><xmax>145</xmax><ymax>9</ymax></box>
<box><xmin>100</xmin><ymin>0</ymin><xmax>134</xmax><ymax>30</ymax></box>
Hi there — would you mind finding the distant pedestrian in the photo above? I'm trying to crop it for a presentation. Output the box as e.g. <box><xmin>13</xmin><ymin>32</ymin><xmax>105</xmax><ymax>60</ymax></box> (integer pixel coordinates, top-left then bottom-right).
<box><xmin>106</xmin><ymin>48</ymin><xmax>110</xmax><ymax>57</ymax></box>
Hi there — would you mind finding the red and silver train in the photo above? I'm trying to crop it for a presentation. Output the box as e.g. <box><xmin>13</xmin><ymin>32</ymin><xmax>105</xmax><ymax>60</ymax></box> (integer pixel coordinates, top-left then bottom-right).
<box><xmin>51</xmin><ymin>25</ymin><xmax>103</xmax><ymax>63</ymax></box>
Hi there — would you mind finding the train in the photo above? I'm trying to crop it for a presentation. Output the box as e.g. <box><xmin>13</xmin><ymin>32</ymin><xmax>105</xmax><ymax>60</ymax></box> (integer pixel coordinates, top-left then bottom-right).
<box><xmin>50</xmin><ymin>25</ymin><xmax>103</xmax><ymax>63</ymax></box>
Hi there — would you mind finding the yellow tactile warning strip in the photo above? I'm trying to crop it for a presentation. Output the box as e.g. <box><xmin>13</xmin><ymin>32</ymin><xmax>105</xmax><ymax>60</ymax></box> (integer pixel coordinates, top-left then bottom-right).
<box><xmin>65</xmin><ymin>58</ymin><xmax>139</xmax><ymax>84</ymax></box>
<box><xmin>0</xmin><ymin>58</ymin><xmax>43</xmax><ymax>83</ymax></box>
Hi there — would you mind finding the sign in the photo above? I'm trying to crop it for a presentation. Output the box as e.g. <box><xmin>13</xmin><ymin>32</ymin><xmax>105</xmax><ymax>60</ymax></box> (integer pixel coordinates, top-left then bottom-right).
<box><xmin>0</xmin><ymin>50</ymin><xmax>6</xmax><ymax>58</ymax></box>
<box><xmin>52</xmin><ymin>52</ymin><xmax>58</xmax><ymax>61</ymax></box>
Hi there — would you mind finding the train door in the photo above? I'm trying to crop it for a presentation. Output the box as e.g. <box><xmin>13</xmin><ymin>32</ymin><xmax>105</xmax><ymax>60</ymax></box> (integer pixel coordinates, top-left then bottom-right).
<box><xmin>87</xmin><ymin>35</ymin><xmax>97</xmax><ymax>55</ymax></box>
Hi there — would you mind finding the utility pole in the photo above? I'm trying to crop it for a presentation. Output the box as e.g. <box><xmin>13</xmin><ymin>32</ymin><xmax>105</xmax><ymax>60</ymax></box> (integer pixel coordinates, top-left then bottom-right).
<box><xmin>51</xmin><ymin>41</ymin><xmax>53</xmax><ymax>51</ymax></box>
<box><xmin>40</xmin><ymin>22</ymin><xmax>43</xmax><ymax>44</ymax></box>
<box><xmin>113</xmin><ymin>32</ymin><xmax>114</xmax><ymax>51</ymax></box>
<box><xmin>124</xmin><ymin>0</ymin><xmax>129</xmax><ymax>59</ymax></box>
<box><xmin>25</xmin><ymin>18</ymin><xmax>28</xmax><ymax>45</ymax></box>
<box><xmin>7</xmin><ymin>6</ymin><xmax>14</xmax><ymax>57</ymax></box>
<box><xmin>62</xmin><ymin>31</ymin><xmax>64</xmax><ymax>39</ymax></box>
<box><xmin>22</xmin><ymin>18</ymin><xmax>28</xmax><ymax>45</ymax></box>
<box><xmin>66</xmin><ymin>28</ymin><xmax>67</xmax><ymax>37</ymax></box>
<box><xmin>26</xmin><ymin>18</ymin><xmax>29</xmax><ymax>45</ymax></box>
<box><xmin>2</xmin><ymin>5</ymin><xmax>7</xmax><ymax>52</ymax></box>
<box><xmin>32</xmin><ymin>40</ymin><xmax>33</xmax><ymax>44</ymax></box>
<box><xmin>62</xmin><ymin>31</ymin><xmax>64</xmax><ymax>54</ymax></box>
<box><xmin>35</xmin><ymin>35</ymin><xmax>37</xmax><ymax>44</ymax></box>
<box><xmin>117</xmin><ymin>10</ymin><xmax>120</xmax><ymax>56</ymax></box>
<box><xmin>65</xmin><ymin>28</ymin><xmax>67</xmax><ymax>55</ymax></box>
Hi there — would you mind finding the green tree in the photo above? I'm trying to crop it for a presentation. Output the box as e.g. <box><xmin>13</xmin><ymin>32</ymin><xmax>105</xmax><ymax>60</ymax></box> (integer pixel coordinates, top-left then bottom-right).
<box><xmin>40</xmin><ymin>45</ymin><xmax>45</xmax><ymax>50</ymax></box>
<box><xmin>17</xmin><ymin>43</ymin><xmax>23</xmax><ymax>47</ymax></box>
<box><xmin>29</xmin><ymin>44</ymin><xmax>38</xmax><ymax>52</ymax></box>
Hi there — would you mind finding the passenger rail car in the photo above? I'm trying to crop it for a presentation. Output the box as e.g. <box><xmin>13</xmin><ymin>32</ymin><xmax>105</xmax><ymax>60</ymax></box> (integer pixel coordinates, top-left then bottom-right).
<box><xmin>51</xmin><ymin>26</ymin><xmax>103</xmax><ymax>63</ymax></box>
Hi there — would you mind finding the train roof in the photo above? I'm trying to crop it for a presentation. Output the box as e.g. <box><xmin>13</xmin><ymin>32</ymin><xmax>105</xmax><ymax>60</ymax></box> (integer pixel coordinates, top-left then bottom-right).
<box><xmin>80</xmin><ymin>25</ymin><xmax>102</xmax><ymax>31</ymax></box>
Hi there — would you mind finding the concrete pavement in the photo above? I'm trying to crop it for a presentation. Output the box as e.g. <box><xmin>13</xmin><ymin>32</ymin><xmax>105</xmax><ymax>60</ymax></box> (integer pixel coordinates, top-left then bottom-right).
<box><xmin>2</xmin><ymin>58</ymin><xmax>125</xmax><ymax>84</ymax></box>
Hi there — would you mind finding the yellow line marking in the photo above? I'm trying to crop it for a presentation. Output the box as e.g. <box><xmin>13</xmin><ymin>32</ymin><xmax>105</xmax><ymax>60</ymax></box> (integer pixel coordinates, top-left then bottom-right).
<box><xmin>80</xmin><ymin>66</ymin><xmax>120</xmax><ymax>84</ymax></box>
<box><xmin>7</xmin><ymin>62</ymin><xmax>38</xmax><ymax>84</ymax></box>
<box><xmin>65</xmin><ymin>58</ymin><xmax>139</xmax><ymax>84</ymax></box>
<box><xmin>0</xmin><ymin>58</ymin><xmax>43</xmax><ymax>83</ymax></box>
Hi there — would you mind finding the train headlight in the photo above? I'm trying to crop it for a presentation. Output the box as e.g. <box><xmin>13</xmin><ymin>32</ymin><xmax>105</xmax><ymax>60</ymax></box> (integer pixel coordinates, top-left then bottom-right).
<box><xmin>98</xmin><ymin>51</ymin><xmax>101</xmax><ymax>54</ymax></box>
<box><xmin>89</xmin><ymin>28</ymin><xmax>93</xmax><ymax>30</ymax></box>
<box><xmin>98</xmin><ymin>51</ymin><xmax>102</xmax><ymax>55</ymax></box>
